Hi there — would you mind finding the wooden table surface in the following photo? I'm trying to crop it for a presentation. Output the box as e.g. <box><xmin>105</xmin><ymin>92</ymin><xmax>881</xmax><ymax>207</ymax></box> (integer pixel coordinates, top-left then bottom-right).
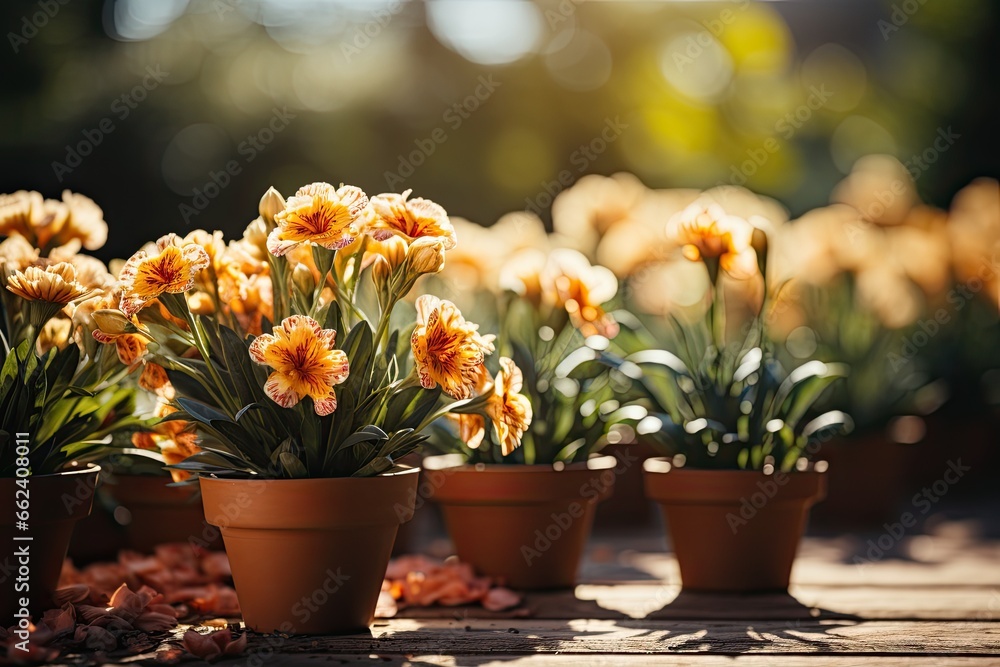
<box><xmin>114</xmin><ymin>518</ymin><xmax>1000</xmax><ymax>667</ymax></box>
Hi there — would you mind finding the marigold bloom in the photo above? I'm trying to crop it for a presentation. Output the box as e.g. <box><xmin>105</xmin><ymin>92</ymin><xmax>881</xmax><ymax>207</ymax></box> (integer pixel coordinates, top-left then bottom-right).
<box><xmin>7</xmin><ymin>262</ymin><xmax>91</xmax><ymax>304</ymax></box>
<box><xmin>367</xmin><ymin>189</ymin><xmax>457</xmax><ymax>249</ymax></box>
<box><xmin>118</xmin><ymin>234</ymin><xmax>211</xmax><ymax>316</ymax></box>
<box><xmin>411</xmin><ymin>295</ymin><xmax>495</xmax><ymax>400</ymax></box>
<box><xmin>486</xmin><ymin>357</ymin><xmax>533</xmax><ymax>456</ymax></box>
<box><xmin>267</xmin><ymin>182</ymin><xmax>368</xmax><ymax>256</ymax></box>
<box><xmin>666</xmin><ymin>201</ymin><xmax>758</xmax><ymax>279</ymax></box>
<box><xmin>249</xmin><ymin>315</ymin><xmax>349</xmax><ymax>416</ymax></box>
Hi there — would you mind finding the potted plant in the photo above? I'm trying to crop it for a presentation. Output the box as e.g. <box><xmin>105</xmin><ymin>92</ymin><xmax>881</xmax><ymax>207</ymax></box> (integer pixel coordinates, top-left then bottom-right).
<box><xmin>92</xmin><ymin>183</ymin><xmax>495</xmax><ymax>634</ymax></box>
<box><xmin>0</xmin><ymin>190</ymin><xmax>143</xmax><ymax>620</ymax></box>
<box><xmin>427</xmin><ymin>248</ymin><xmax>619</xmax><ymax>590</ymax></box>
<box><xmin>602</xmin><ymin>200</ymin><xmax>852</xmax><ymax>592</ymax></box>
<box><xmin>98</xmin><ymin>400</ymin><xmax>223</xmax><ymax>552</ymax></box>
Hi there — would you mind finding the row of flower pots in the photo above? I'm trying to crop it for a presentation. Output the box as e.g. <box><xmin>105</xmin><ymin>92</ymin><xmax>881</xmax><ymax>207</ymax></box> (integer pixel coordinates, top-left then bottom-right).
<box><xmin>3</xmin><ymin>453</ymin><xmax>825</xmax><ymax>634</ymax></box>
<box><xmin>10</xmin><ymin>172</ymin><xmax>991</xmax><ymax>639</ymax></box>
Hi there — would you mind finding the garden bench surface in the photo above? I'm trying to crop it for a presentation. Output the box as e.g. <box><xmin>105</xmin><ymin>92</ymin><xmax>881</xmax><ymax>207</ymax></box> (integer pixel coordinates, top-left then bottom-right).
<box><xmin>100</xmin><ymin>524</ymin><xmax>1000</xmax><ymax>666</ymax></box>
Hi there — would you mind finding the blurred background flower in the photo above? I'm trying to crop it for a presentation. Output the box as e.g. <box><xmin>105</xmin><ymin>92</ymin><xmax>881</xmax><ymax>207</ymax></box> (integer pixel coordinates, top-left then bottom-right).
<box><xmin>1</xmin><ymin>0</ymin><xmax>996</xmax><ymax>259</ymax></box>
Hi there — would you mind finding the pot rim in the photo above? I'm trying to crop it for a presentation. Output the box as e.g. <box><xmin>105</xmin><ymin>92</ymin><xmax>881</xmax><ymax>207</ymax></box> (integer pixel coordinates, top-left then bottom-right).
<box><xmin>199</xmin><ymin>465</ymin><xmax>420</xmax><ymax>483</ymax></box>
<box><xmin>423</xmin><ymin>453</ymin><xmax>617</xmax><ymax>473</ymax></box>
<box><xmin>425</xmin><ymin>454</ymin><xmax>618</xmax><ymax>504</ymax></box>
<box><xmin>643</xmin><ymin>457</ymin><xmax>827</xmax><ymax>504</ymax></box>
<box><xmin>0</xmin><ymin>462</ymin><xmax>102</xmax><ymax>482</ymax></box>
<box><xmin>200</xmin><ymin>465</ymin><xmax>421</xmax><ymax>530</ymax></box>
<box><xmin>643</xmin><ymin>457</ymin><xmax>827</xmax><ymax>476</ymax></box>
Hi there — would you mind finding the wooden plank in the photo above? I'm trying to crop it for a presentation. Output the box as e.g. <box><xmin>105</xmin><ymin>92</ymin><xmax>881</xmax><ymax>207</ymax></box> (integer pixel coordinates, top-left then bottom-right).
<box><xmin>232</xmin><ymin>619</ymin><xmax>1000</xmax><ymax>655</ymax></box>
<box><xmin>393</xmin><ymin>584</ymin><xmax>1000</xmax><ymax>622</ymax></box>
<box><xmin>583</xmin><ymin>541</ymin><xmax>1000</xmax><ymax>587</ymax></box>
<box><xmin>205</xmin><ymin>657</ymin><xmax>1000</xmax><ymax>667</ymax></box>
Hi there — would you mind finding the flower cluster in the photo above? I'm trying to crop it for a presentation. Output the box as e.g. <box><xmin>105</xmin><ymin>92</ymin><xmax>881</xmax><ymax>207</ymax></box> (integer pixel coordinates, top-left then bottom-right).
<box><xmin>102</xmin><ymin>182</ymin><xmax>530</xmax><ymax>477</ymax></box>
<box><xmin>0</xmin><ymin>190</ymin><xmax>142</xmax><ymax>477</ymax></box>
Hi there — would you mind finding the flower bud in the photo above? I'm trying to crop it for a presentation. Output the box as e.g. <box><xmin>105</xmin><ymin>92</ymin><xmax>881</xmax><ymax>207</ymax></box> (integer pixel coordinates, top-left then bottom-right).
<box><xmin>292</xmin><ymin>263</ymin><xmax>316</xmax><ymax>296</ymax></box>
<box><xmin>371</xmin><ymin>236</ymin><xmax>408</xmax><ymax>272</ymax></box>
<box><xmin>258</xmin><ymin>187</ymin><xmax>285</xmax><ymax>229</ymax></box>
<box><xmin>92</xmin><ymin>308</ymin><xmax>135</xmax><ymax>336</ymax></box>
<box><xmin>406</xmin><ymin>237</ymin><xmax>446</xmax><ymax>276</ymax></box>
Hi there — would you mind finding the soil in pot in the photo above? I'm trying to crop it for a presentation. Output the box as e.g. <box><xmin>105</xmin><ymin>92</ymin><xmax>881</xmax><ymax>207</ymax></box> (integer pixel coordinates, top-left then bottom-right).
<box><xmin>644</xmin><ymin>458</ymin><xmax>826</xmax><ymax>592</ymax></box>
<box><xmin>200</xmin><ymin>467</ymin><xmax>418</xmax><ymax>635</ymax></box>
<box><xmin>110</xmin><ymin>475</ymin><xmax>223</xmax><ymax>552</ymax></box>
<box><xmin>426</xmin><ymin>454</ymin><xmax>617</xmax><ymax>590</ymax></box>
<box><xmin>1</xmin><ymin>465</ymin><xmax>100</xmax><ymax>622</ymax></box>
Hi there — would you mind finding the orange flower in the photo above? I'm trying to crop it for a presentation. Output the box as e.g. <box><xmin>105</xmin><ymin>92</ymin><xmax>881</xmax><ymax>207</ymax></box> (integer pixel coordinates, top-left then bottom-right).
<box><xmin>666</xmin><ymin>201</ymin><xmax>758</xmax><ymax>279</ymax></box>
<box><xmin>367</xmin><ymin>189</ymin><xmax>457</xmax><ymax>249</ymax></box>
<box><xmin>541</xmin><ymin>249</ymin><xmax>619</xmax><ymax>338</ymax></box>
<box><xmin>7</xmin><ymin>262</ymin><xmax>91</xmax><ymax>304</ymax></box>
<box><xmin>139</xmin><ymin>362</ymin><xmax>174</xmax><ymax>399</ymax></box>
<box><xmin>485</xmin><ymin>357</ymin><xmax>532</xmax><ymax>456</ymax></box>
<box><xmin>411</xmin><ymin>295</ymin><xmax>495</xmax><ymax>400</ymax></box>
<box><xmin>446</xmin><ymin>365</ymin><xmax>492</xmax><ymax>448</ymax></box>
<box><xmin>133</xmin><ymin>406</ymin><xmax>199</xmax><ymax>482</ymax></box>
<box><xmin>249</xmin><ymin>315</ymin><xmax>349</xmax><ymax>416</ymax></box>
<box><xmin>118</xmin><ymin>234</ymin><xmax>210</xmax><ymax>316</ymax></box>
<box><xmin>267</xmin><ymin>182</ymin><xmax>368</xmax><ymax>256</ymax></box>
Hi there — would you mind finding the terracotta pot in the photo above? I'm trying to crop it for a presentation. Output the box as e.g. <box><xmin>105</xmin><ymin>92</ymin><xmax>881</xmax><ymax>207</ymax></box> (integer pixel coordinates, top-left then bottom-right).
<box><xmin>109</xmin><ymin>475</ymin><xmax>222</xmax><ymax>552</ymax></box>
<box><xmin>200</xmin><ymin>468</ymin><xmax>418</xmax><ymax>635</ymax></box>
<box><xmin>1</xmin><ymin>465</ymin><xmax>100</xmax><ymax>622</ymax></box>
<box><xmin>644</xmin><ymin>458</ymin><xmax>825</xmax><ymax>592</ymax></box>
<box><xmin>593</xmin><ymin>441</ymin><xmax>659</xmax><ymax>530</ymax></box>
<box><xmin>809</xmin><ymin>433</ymin><xmax>905</xmax><ymax>529</ymax></box>
<box><xmin>426</xmin><ymin>454</ymin><xmax>617</xmax><ymax>590</ymax></box>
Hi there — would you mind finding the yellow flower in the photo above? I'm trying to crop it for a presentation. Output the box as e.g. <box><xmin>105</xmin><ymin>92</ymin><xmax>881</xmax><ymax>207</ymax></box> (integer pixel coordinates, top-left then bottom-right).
<box><xmin>118</xmin><ymin>234</ymin><xmax>211</xmax><ymax>316</ymax></box>
<box><xmin>498</xmin><ymin>248</ymin><xmax>547</xmax><ymax>306</ymax></box>
<box><xmin>7</xmin><ymin>262</ymin><xmax>91</xmax><ymax>304</ymax></box>
<box><xmin>541</xmin><ymin>249</ymin><xmax>619</xmax><ymax>338</ymax></box>
<box><xmin>267</xmin><ymin>182</ymin><xmax>368</xmax><ymax>256</ymax></box>
<box><xmin>666</xmin><ymin>202</ymin><xmax>758</xmax><ymax>279</ymax></box>
<box><xmin>486</xmin><ymin>357</ymin><xmax>532</xmax><ymax>456</ymax></box>
<box><xmin>0</xmin><ymin>235</ymin><xmax>40</xmax><ymax>271</ymax></box>
<box><xmin>410</xmin><ymin>295</ymin><xmax>495</xmax><ymax>400</ymax></box>
<box><xmin>367</xmin><ymin>189</ymin><xmax>457</xmax><ymax>249</ymax></box>
<box><xmin>0</xmin><ymin>190</ymin><xmax>107</xmax><ymax>252</ymax></box>
<box><xmin>221</xmin><ymin>271</ymin><xmax>273</xmax><ymax>336</ymax></box>
<box><xmin>249</xmin><ymin>315</ymin><xmax>349</xmax><ymax>416</ymax></box>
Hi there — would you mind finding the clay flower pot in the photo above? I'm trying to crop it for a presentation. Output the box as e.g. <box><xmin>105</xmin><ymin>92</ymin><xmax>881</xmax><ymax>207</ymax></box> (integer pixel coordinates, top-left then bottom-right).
<box><xmin>643</xmin><ymin>457</ymin><xmax>826</xmax><ymax>592</ymax></box>
<box><xmin>110</xmin><ymin>475</ymin><xmax>222</xmax><ymax>552</ymax></box>
<box><xmin>426</xmin><ymin>454</ymin><xmax>617</xmax><ymax>590</ymax></box>
<box><xmin>1</xmin><ymin>465</ymin><xmax>100</xmax><ymax>621</ymax></box>
<box><xmin>200</xmin><ymin>467</ymin><xmax>418</xmax><ymax>635</ymax></box>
